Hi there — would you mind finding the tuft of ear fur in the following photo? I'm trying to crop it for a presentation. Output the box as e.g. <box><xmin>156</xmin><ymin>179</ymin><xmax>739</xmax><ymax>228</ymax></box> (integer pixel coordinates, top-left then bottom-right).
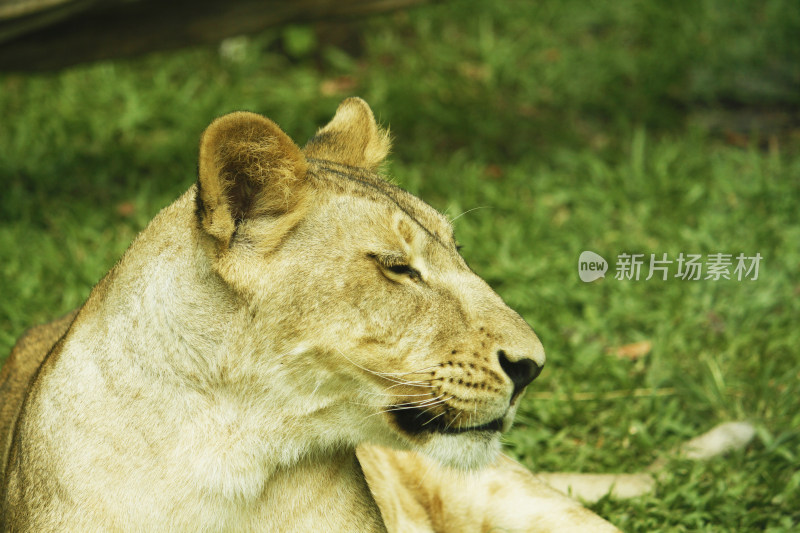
<box><xmin>197</xmin><ymin>111</ymin><xmax>308</xmax><ymax>243</ymax></box>
<box><xmin>303</xmin><ymin>97</ymin><xmax>391</xmax><ymax>170</ymax></box>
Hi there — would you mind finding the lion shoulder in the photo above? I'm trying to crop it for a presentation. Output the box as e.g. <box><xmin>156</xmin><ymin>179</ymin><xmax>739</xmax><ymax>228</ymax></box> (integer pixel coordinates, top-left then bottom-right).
<box><xmin>0</xmin><ymin>310</ymin><xmax>78</xmax><ymax>490</ymax></box>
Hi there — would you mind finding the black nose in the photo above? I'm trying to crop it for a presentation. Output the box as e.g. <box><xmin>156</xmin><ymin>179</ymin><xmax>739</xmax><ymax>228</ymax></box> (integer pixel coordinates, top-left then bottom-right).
<box><xmin>497</xmin><ymin>349</ymin><xmax>542</xmax><ymax>397</ymax></box>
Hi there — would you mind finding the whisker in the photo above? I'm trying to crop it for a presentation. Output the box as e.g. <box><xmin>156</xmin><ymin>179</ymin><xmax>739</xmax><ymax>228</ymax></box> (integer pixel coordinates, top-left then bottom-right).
<box><xmin>381</xmin><ymin>400</ymin><xmax>447</xmax><ymax>414</ymax></box>
<box><xmin>333</xmin><ymin>348</ymin><xmax>436</xmax><ymax>388</ymax></box>
<box><xmin>471</xmin><ymin>401</ymin><xmax>478</xmax><ymax>431</ymax></box>
<box><xmin>392</xmin><ymin>365</ymin><xmax>439</xmax><ymax>377</ymax></box>
<box><xmin>444</xmin><ymin>411</ymin><xmax>461</xmax><ymax>431</ymax></box>
<box><xmin>384</xmin><ymin>381</ymin><xmax>435</xmax><ymax>391</ymax></box>
<box><xmin>356</xmin><ymin>393</ymin><xmax>454</xmax><ymax>427</ymax></box>
<box><xmin>347</xmin><ymin>395</ymin><xmax>432</xmax><ymax>412</ymax></box>
<box><xmin>333</xmin><ymin>348</ymin><xmax>402</xmax><ymax>380</ymax></box>
<box><xmin>359</xmin><ymin>396</ymin><xmax>447</xmax><ymax>420</ymax></box>
<box><xmin>388</xmin><ymin>379</ymin><xmax>433</xmax><ymax>386</ymax></box>
<box><xmin>449</xmin><ymin>205</ymin><xmax>491</xmax><ymax>224</ymax></box>
<box><xmin>364</xmin><ymin>391</ymin><xmax>433</xmax><ymax>399</ymax></box>
<box><xmin>420</xmin><ymin>410</ymin><xmax>448</xmax><ymax>427</ymax></box>
<box><xmin>360</xmin><ymin>402</ymin><xmax>443</xmax><ymax>422</ymax></box>
<box><xmin>392</xmin><ymin>394</ymin><xmax>447</xmax><ymax>409</ymax></box>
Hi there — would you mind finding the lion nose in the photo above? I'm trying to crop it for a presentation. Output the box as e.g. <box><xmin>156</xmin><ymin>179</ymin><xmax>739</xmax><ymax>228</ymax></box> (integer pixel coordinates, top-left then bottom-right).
<box><xmin>497</xmin><ymin>349</ymin><xmax>543</xmax><ymax>398</ymax></box>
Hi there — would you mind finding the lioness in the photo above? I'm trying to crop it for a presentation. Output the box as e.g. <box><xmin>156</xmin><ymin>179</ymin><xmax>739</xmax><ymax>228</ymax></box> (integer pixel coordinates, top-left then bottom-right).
<box><xmin>1</xmin><ymin>98</ymin><xmax>622</xmax><ymax>531</ymax></box>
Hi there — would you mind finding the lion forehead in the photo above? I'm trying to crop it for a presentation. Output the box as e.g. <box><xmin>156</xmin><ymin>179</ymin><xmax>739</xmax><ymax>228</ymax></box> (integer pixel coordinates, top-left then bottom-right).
<box><xmin>307</xmin><ymin>158</ymin><xmax>455</xmax><ymax>248</ymax></box>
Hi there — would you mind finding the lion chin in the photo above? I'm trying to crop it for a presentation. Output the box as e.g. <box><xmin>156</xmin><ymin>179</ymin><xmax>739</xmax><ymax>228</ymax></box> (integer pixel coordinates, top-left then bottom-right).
<box><xmin>418</xmin><ymin>431</ymin><xmax>503</xmax><ymax>470</ymax></box>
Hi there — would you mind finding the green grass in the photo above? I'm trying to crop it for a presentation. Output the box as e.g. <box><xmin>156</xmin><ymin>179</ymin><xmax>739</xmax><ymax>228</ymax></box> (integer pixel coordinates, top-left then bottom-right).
<box><xmin>1</xmin><ymin>0</ymin><xmax>799</xmax><ymax>530</ymax></box>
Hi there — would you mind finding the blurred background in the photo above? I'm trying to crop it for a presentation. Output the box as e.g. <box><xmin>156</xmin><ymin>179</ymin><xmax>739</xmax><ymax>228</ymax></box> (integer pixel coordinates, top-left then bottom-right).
<box><xmin>1</xmin><ymin>0</ymin><xmax>798</xmax><ymax>530</ymax></box>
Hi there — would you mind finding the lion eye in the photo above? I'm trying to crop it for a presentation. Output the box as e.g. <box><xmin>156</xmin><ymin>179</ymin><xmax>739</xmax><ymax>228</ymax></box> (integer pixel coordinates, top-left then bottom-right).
<box><xmin>387</xmin><ymin>263</ymin><xmax>420</xmax><ymax>279</ymax></box>
<box><xmin>369</xmin><ymin>253</ymin><xmax>422</xmax><ymax>282</ymax></box>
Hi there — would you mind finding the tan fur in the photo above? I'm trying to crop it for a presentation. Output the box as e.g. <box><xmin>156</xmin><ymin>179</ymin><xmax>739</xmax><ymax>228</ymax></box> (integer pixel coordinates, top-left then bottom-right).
<box><xmin>0</xmin><ymin>97</ymin><xmax>622</xmax><ymax>532</ymax></box>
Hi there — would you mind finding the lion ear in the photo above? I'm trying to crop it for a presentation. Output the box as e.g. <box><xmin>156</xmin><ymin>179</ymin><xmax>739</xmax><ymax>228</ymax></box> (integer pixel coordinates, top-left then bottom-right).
<box><xmin>196</xmin><ymin>111</ymin><xmax>308</xmax><ymax>243</ymax></box>
<box><xmin>303</xmin><ymin>97</ymin><xmax>391</xmax><ymax>170</ymax></box>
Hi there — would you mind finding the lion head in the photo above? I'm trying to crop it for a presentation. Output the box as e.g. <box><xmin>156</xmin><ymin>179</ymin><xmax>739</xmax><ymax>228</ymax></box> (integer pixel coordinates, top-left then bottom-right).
<box><xmin>194</xmin><ymin>98</ymin><xmax>545</xmax><ymax>469</ymax></box>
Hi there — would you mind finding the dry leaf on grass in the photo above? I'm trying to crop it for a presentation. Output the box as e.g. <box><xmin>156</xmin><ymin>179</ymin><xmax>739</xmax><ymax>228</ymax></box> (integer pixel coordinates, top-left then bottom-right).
<box><xmin>116</xmin><ymin>202</ymin><xmax>136</xmax><ymax>217</ymax></box>
<box><xmin>320</xmin><ymin>76</ymin><xmax>358</xmax><ymax>96</ymax></box>
<box><xmin>606</xmin><ymin>340</ymin><xmax>652</xmax><ymax>360</ymax></box>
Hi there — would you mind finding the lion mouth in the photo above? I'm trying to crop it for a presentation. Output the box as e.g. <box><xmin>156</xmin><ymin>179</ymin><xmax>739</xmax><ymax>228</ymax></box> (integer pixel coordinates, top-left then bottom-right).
<box><xmin>392</xmin><ymin>406</ymin><xmax>504</xmax><ymax>435</ymax></box>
